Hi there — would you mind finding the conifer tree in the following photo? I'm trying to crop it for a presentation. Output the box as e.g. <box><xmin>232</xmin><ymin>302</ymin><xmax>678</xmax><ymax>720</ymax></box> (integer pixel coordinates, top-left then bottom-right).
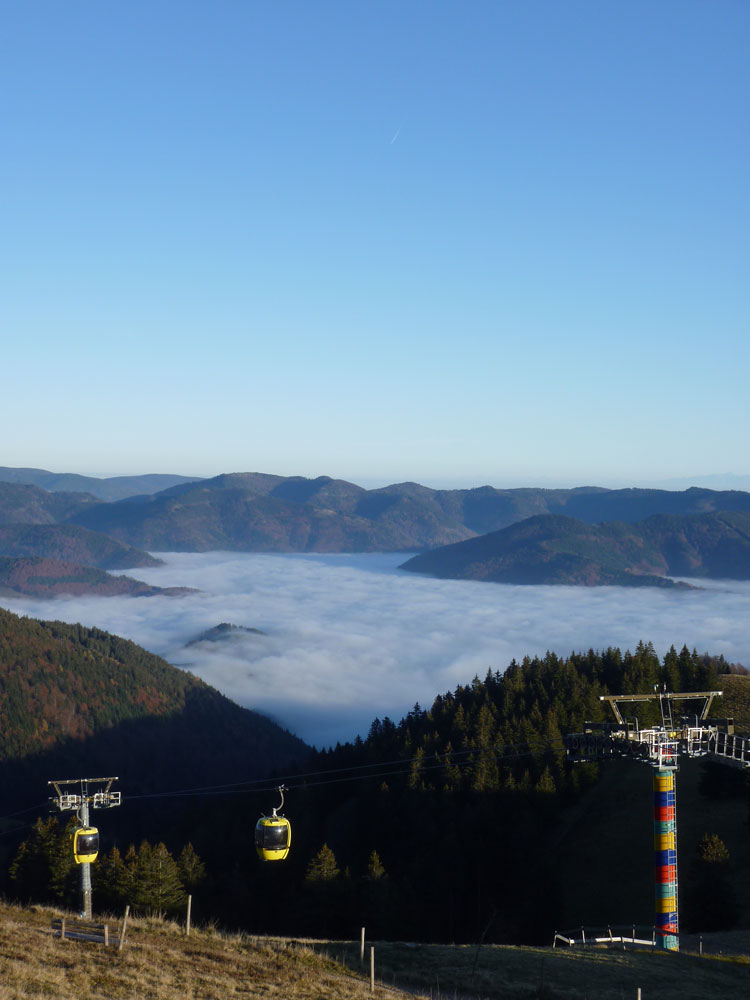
<box><xmin>366</xmin><ymin>850</ymin><xmax>386</xmax><ymax>880</ymax></box>
<box><xmin>94</xmin><ymin>845</ymin><xmax>132</xmax><ymax>910</ymax></box>
<box><xmin>9</xmin><ymin>816</ymin><xmax>76</xmax><ymax>906</ymax></box>
<box><xmin>305</xmin><ymin>843</ymin><xmax>339</xmax><ymax>883</ymax></box>
<box><xmin>178</xmin><ymin>842</ymin><xmax>206</xmax><ymax>892</ymax></box>
<box><xmin>121</xmin><ymin>841</ymin><xmax>187</xmax><ymax>914</ymax></box>
<box><xmin>683</xmin><ymin>832</ymin><xmax>740</xmax><ymax>931</ymax></box>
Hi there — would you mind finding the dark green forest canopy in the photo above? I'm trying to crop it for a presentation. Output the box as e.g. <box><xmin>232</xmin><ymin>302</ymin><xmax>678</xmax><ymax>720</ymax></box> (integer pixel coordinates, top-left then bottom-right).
<box><xmin>273</xmin><ymin>644</ymin><xmax>742</xmax><ymax>944</ymax></box>
<box><xmin>1</xmin><ymin>623</ymin><xmax>745</xmax><ymax>945</ymax></box>
<box><xmin>314</xmin><ymin>642</ymin><xmax>728</xmax><ymax>796</ymax></box>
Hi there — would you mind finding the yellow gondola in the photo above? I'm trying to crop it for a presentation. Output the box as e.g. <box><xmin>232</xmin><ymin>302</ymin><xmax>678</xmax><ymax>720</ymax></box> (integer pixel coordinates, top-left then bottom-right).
<box><xmin>73</xmin><ymin>826</ymin><xmax>99</xmax><ymax>864</ymax></box>
<box><xmin>255</xmin><ymin>786</ymin><xmax>291</xmax><ymax>861</ymax></box>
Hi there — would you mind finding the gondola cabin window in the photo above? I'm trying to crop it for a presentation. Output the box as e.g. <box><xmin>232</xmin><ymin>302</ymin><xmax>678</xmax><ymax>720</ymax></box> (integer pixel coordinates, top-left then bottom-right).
<box><xmin>255</xmin><ymin>817</ymin><xmax>291</xmax><ymax>861</ymax></box>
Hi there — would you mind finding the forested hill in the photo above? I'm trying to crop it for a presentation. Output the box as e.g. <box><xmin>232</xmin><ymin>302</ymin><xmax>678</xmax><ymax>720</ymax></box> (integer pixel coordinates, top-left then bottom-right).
<box><xmin>284</xmin><ymin>644</ymin><xmax>742</xmax><ymax>945</ymax></box>
<box><xmin>0</xmin><ymin>482</ymin><xmax>99</xmax><ymax>524</ymax></box>
<box><xmin>400</xmin><ymin>510</ymin><xmax>750</xmax><ymax>586</ymax></box>
<box><xmin>0</xmin><ymin>557</ymin><xmax>192</xmax><ymax>598</ymax></box>
<box><xmin>316</xmin><ymin>643</ymin><xmax>726</xmax><ymax>799</ymax></box>
<box><xmin>0</xmin><ymin>523</ymin><xmax>160</xmax><ymax>569</ymax></box>
<box><xmin>3</xmin><ymin>635</ymin><xmax>747</xmax><ymax>947</ymax></box>
<box><xmin>66</xmin><ymin>472</ymin><xmax>750</xmax><ymax>552</ymax></box>
<box><xmin>0</xmin><ymin>608</ymin><xmax>309</xmax><ymax>799</ymax></box>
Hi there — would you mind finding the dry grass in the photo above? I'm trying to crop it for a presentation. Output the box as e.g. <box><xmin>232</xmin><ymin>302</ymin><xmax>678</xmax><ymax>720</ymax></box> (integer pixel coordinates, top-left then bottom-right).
<box><xmin>317</xmin><ymin>937</ymin><xmax>750</xmax><ymax>1000</ymax></box>
<box><xmin>0</xmin><ymin>900</ymin><xmax>423</xmax><ymax>1000</ymax></box>
<box><xmin>2</xmin><ymin>899</ymin><xmax>749</xmax><ymax>1000</ymax></box>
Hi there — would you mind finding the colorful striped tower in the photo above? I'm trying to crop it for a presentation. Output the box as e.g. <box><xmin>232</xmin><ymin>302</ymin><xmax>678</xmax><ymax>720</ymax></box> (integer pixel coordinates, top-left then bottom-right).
<box><xmin>653</xmin><ymin>769</ymin><xmax>678</xmax><ymax>950</ymax></box>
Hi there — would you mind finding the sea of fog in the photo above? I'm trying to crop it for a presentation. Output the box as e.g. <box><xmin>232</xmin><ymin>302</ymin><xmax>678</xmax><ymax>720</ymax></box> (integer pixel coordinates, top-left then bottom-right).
<box><xmin>2</xmin><ymin>552</ymin><xmax>749</xmax><ymax>748</ymax></box>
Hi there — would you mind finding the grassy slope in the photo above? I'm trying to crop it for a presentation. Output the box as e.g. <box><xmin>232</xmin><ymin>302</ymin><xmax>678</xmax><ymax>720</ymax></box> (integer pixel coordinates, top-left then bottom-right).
<box><xmin>1</xmin><ymin>901</ymin><xmax>748</xmax><ymax>1000</ymax></box>
<box><xmin>0</xmin><ymin>902</ymin><xmax>393</xmax><ymax>1000</ymax></box>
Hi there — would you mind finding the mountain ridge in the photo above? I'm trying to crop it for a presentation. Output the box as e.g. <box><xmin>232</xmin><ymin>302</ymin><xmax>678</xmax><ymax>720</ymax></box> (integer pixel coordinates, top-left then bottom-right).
<box><xmin>400</xmin><ymin>510</ymin><xmax>750</xmax><ymax>586</ymax></box>
<box><xmin>66</xmin><ymin>472</ymin><xmax>750</xmax><ymax>553</ymax></box>
<box><xmin>0</xmin><ymin>467</ymin><xmax>202</xmax><ymax>502</ymax></box>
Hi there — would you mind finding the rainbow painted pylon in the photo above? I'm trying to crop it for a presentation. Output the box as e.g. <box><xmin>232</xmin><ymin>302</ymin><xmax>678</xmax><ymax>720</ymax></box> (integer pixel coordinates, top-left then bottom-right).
<box><xmin>653</xmin><ymin>769</ymin><xmax>678</xmax><ymax>950</ymax></box>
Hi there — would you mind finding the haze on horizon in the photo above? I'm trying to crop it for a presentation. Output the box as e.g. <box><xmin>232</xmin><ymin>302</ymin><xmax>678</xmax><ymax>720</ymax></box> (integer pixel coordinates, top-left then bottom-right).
<box><xmin>2</xmin><ymin>2</ymin><xmax>748</xmax><ymax>487</ymax></box>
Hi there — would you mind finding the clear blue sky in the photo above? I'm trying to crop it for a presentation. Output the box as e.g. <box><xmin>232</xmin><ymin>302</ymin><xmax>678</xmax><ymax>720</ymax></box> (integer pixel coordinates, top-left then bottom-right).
<box><xmin>2</xmin><ymin>1</ymin><xmax>748</xmax><ymax>488</ymax></box>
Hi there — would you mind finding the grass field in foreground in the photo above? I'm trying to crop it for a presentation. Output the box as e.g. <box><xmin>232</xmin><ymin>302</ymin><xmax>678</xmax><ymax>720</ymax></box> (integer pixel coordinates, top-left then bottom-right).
<box><xmin>1</xmin><ymin>900</ymin><xmax>749</xmax><ymax>1000</ymax></box>
<box><xmin>318</xmin><ymin>936</ymin><xmax>750</xmax><ymax>1000</ymax></box>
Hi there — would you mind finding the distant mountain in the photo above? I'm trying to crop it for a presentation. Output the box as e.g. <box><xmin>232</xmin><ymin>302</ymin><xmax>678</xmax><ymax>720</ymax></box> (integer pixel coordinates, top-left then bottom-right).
<box><xmin>70</xmin><ymin>474</ymin><xmax>468</xmax><ymax>552</ymax></box>
<box><xmin>65</xmin><ymin>473</ymin><xmax>750</xmax><ymax>553</ymax></box>
<box><xmin>0</xmin><ymin>467</ymin><xmax>202</xmax><ymax>501</ymax></box>
<box><xmin>0</xmin><ymin>607</ymin><xmax>309</xmax><ymax>795</ymax></box>
<box><xmin>0</xmin><ymin>557</ymin><xmax>194</xmax><ymax>598</ymax></box>
<box><xmin>0</xmin><ymin>482</ymin><xmax>99</xmax><ymax>524</ymax></box>
<box><xmin>0</xmin><ymin>524</ymin><xmax>161</xmax><ymax>569</ymax></box>
<box><xmin>400</xmin><ymin>511</ymin><xmax>750</xmax><ymax>587</ymax></box>
<box><xmin>654</xmin><ymin>473</ymin><xmax>750</xmax><ymax>491</ymax></box>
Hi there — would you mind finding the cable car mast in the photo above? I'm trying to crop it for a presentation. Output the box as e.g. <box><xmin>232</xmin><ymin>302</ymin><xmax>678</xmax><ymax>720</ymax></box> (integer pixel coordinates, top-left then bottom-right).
<box><xmin>48</xmin><ymin>777</ymin><xmax>121</xmax><ymax>919</ymax></box>
<box><xmin>564</xmin><ymin>690</ymin><xmax>746</xmax><ymax>952</ymax></box>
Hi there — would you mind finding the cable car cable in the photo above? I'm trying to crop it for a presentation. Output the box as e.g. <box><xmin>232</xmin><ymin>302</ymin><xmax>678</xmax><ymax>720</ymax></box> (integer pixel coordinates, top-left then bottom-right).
<box><xmin>123</xmin><ymin>736</ymin><xmax>568</xmax><ymax>802</ymax></box>
<box><xmin>0</xmin><ymin>737</ymin><xmax>570</xmax><ymax>832</ymax></box>
<box><xmin>0</xmin><ymin>801</ymin><xmax>51</xmax><ymax>824</ymax></box>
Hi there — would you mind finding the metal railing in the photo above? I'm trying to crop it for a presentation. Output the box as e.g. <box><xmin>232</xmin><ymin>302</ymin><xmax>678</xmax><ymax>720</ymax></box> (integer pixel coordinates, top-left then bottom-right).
<box><xmin>552</xmin><ymin>925</ymin><xmax>677</xmax><ymax>950</ymax></box>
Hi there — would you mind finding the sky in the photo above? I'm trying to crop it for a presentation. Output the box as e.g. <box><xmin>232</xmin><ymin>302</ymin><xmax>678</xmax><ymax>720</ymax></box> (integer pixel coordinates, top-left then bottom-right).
<box><xmin>2</xmin><ymin>2</ymin><xmax>748</xmax><ymax>489</ymax></box>
<box><xmin>2</xmin><ymin>552</ymin><xmax>749</xmax><ymax>748</ymax></box>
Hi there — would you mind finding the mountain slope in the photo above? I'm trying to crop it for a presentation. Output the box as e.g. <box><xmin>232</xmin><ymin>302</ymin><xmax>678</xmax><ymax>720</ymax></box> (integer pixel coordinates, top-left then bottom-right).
<box><xmin>0</xmin><ymin>557</ymin><xmax>193</xmax><ymax>598</ymax></box>
<box><xmin>0</xmin><ymin>482</ymin><xmax>100</xmax><ymax>524</ymax></box>
<box><xmin>0</xmin><ymin>607</ymin><xmax>308</xmax><ymax>792</ymax></box>
<box><xmin>0</xmin><ymin>523</ymin><xmax>160</xmax><ymax>569</ymax></box>
<box><xmin>67</xmin><ymin>473</ymin><xmax>750</xmax><ymax>553</ymax></box>
<box><xmin>70</xmin><ymin>479</ymin><xmax>461</xmax><ymax>552</ymax></box>
<box><xmin>400</xmin><ymin>511</ymin><xmax>750</xmax><ymax>586</ymax></box>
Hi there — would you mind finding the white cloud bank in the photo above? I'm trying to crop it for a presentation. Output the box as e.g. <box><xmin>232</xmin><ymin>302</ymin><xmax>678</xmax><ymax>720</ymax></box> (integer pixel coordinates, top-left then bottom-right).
<box><xmin>2</xmin><ymin>552</ymin><xmax>749</xmax><ymax>748</ymax></box>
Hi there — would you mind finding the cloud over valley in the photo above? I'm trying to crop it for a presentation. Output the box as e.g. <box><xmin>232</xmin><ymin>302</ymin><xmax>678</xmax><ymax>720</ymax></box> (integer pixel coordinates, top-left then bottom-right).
<box><xmin>3</xmin><ymin>552</ymin><xmax>749</xmax><ymax>747</ymax></box>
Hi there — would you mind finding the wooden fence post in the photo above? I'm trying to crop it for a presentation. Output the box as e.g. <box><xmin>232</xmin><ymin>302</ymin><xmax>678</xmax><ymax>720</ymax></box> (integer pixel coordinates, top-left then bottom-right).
<box><xmin>60</xmin><ymin>918</ymin><xmax>66</xmax><ymax>941</ymax></box>
<box><xmin>103</xmin><ymin>924</ymin><xmax>109</xmax><ymax>947</ymax></box>
<box><xmin>360</xmin><ymin>926</ymin><xmax>365</xmax><ymax>963</ymax></box>
<box><xmin>370</xmin><ymin>946</ymin><xmax>375</xmax><ymax>993</ymax></box>
<box><xmin>186</xmin><ymin>895</ymin><xmax>192</xmax><ymax>937</ymax></box>
<box><xmin>118</xmin><ymin>905</ymin><xmax>130</xmax><ymax>953</ymax></box>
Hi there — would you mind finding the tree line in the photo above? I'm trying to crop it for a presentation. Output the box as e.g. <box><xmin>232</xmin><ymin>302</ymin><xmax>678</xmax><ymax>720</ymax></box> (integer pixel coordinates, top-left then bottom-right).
<box><xmin>6</xmin><ymin>642</ymin><xmax>746</xmax><ymax>943</ymax></box>
<box><xmin>9</xmin><ymin>816</ymin><xmax>205</xmax><ymax>915</ymax></box>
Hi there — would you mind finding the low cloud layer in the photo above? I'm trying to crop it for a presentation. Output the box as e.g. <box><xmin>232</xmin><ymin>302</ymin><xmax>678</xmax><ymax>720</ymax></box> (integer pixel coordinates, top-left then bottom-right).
<box><xmin>3</xmin><ymin>552</ymin><xmax>749</xmax><ymax>748</ymax></box>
